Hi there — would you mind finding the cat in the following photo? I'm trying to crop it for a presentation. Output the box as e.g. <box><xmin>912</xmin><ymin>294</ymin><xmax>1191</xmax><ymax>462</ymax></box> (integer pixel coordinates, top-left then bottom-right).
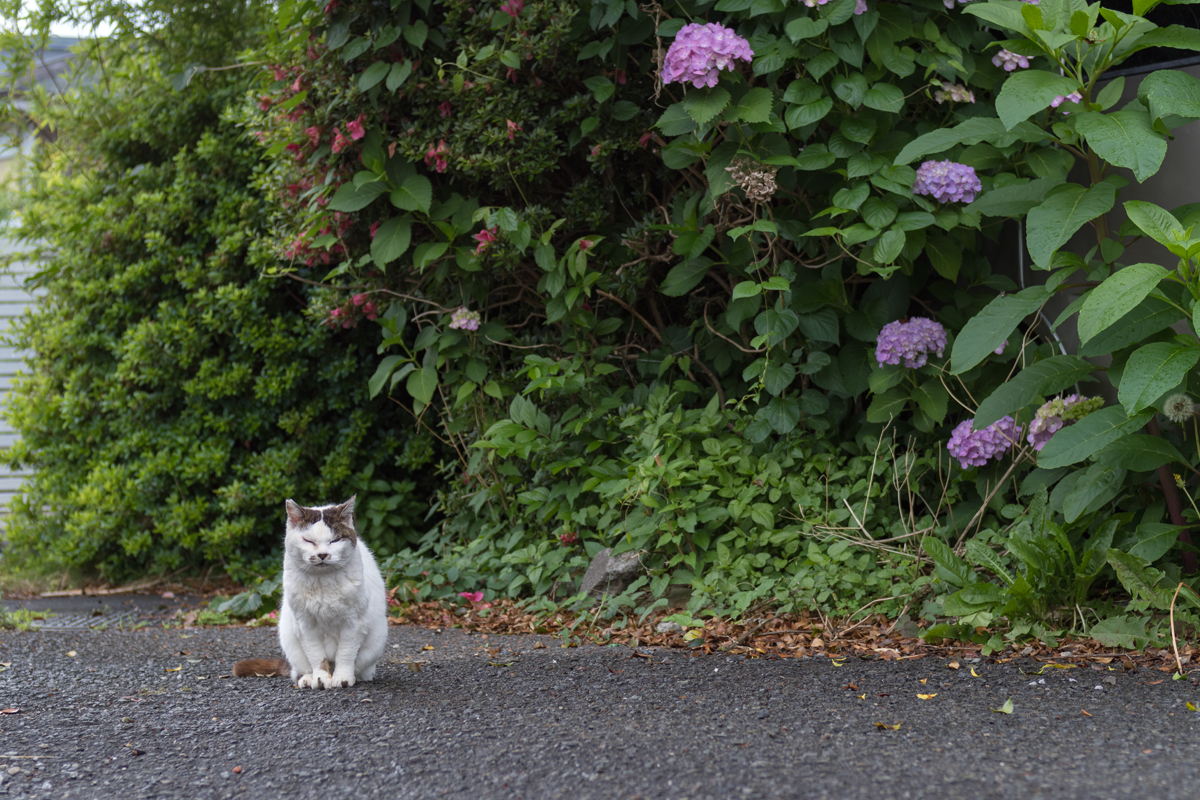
<box><xmin>232</xmin><ymin>496</ymin><xmax>388</xmax><ymax>688</ymax></box>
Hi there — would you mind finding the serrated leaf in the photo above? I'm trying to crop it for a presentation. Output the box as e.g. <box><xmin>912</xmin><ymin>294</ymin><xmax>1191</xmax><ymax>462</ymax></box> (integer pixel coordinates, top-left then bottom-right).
<box><xmin>681</xmin><ymin>87</ymin><xmax>731</xmax><ymax>125</ymax></box>
<box><xmin>328</xmin><ymin>181</ymin><xmax>387</xmax><ymax>212</ymax></box>
<box><xmin>1117</xmin><ymin>341</ymin><xmax>1200</xmax><ymax>415</ymax></box>
<box><xmin>974</xmin><ymin>356</ymin><xmax>1096</xmax><ymax>427</ymax></box>
<box><xmin>1075</xmin><ymin>107</ymin><xmax>1167</xmax><ymax>182</ymax></box>
<box><xmin>370</xmin><ymin>215</ymin><xmax>412</xmax><ymax>267</ymax></box>
<box><xmin>1088</xmin><ymin>614</ymin><xmax>1152</xmax><ymax>649</ymax></box>
<box><xmin>390</xmin><ymin>174</ymin><xmax>432</xmax><ymax>214</ymax></box>
<box><xmin>1094</xmin><ymin>434</ymin><xmax>1188</xmax><ymax>473</ymax></box>
<box><xmin>661</xmin><ymin>258</ymin><xmax>713</xmax><ymax>297</ymax></box>
<box><xmin>1038</xmin><ymin>407</ymin><xmax>1154</xmax><ymax>469</ymax></box>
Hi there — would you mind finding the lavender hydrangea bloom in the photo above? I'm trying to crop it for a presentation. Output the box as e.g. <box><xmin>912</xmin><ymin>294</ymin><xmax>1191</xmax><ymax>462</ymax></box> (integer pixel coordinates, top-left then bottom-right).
<box><xmin>875</xmin><ymin>318</ymin><xmax>948</xmax><ymax>369</ymax></box>
<box><xmin>992</xmin><ymin>49</ymin><xmax>1030</xmax><ymax>71</ymax></box>
<box><xmin>449</xmin><ymin>307</ymin><xmax>481</xmax><ymax>331</ymax></box>
<box><xmin>661</xmin><ymin>23</ymin><xmax>753</xmax><ymax>89</ymax></box>
<box><xmin>801</xmin><ymin>0</ymin><xmax>831</xmax><ymax>5</ymax></box>
<box><xmin>934</xmin><ymin>82</ymin><xmax>975</xmax><ymax>104</ymax></box>
<box><xmin>913</xmin><ymin>160</ymin><xmax>982</xmax><ymax>204</ymax></box>
<box><xmin>1050</xmin><ymin>91</ymin><xmax>1083</xmax><ymax>114</ymax></box>
<box><xmin>947</xmin><ymin>416</ymin><xmax>1018</xmax><ymax>469</ymax></box>
<box><xmin>1027</xmin><ymin>394</ymin><xmax>1103</xmax><ymax>451</ymax></box>
<box><xmin>854</xmin><ymin>0</ymin><xmax>867</xmax><ymax>12</ymax></box>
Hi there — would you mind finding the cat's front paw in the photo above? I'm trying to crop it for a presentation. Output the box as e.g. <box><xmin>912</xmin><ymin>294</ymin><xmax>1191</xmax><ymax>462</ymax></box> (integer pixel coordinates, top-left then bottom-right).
<box><xmin>313</xmin><ymin>668</ymin><xmax>334</xmax><ymax>689</ymax></box>
<box><xmin>297</xmin><ymin>673</ymin><xmax>316</xmax><ymax>689</ymax></box>
<box><xmin>331</xmin><ymin>671</ymin><xmax>356</xmax><ymax>688</ymax></box>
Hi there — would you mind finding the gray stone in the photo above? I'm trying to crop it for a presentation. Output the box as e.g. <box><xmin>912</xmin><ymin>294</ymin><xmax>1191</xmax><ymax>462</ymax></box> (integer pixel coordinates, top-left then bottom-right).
<box><xmin>579</xmin><ymin>548</ymin><xmax>642</xmax><ymax>598</ymax></box>
<box><xmin>656</xmin><ymin>621</ymin><xmax>683</xmax><ymax>634</ymax></box>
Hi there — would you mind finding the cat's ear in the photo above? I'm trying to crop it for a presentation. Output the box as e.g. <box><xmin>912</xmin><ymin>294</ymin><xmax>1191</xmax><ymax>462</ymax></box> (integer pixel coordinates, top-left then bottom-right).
<box><xmin>285</xmin><ymin>499</ymin><xmax>305</xmax><ymax>527</ymax></box>
<box><xmin>339</xmin><ymin>495</ymin><xmax>357</xmax><ymax>519</ymax></box>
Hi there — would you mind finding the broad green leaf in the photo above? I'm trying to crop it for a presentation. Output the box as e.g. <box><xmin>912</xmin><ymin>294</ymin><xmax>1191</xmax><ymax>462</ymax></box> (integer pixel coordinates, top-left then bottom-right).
<box><xmin>657</xmin><ymin>103</ymin><xmax>698</xmax><ymax>136</ymax></box>
<box><xmin>974</xmin><ymin>355</ymin><xmax>1096</xmax><ymax>427</ymax></box>
<box><xmin>661</xmin><ymin>257</ymin><xmax>712</xmax><ymax>296</ymax></box>
<box><xmin>831</xmin><ymin>73</ymin><xmax>869</xmax><ymax>108</ymax></box>
<box><xmin>925</xmin><ymin>233</ymin><xmax>961</xmax><ymax>281</ymax></box>
<box><xmin>863</xmin><ymin>83</ymin><xmax>904</xmax><ymax>113</ymax></box>
<box><xmin>1038</xmin><ymin>407</ymin><xmax>1154</xmax><ymax>469</ymax></box>
<box><xmin>358</xmin><ymin>61</ymin><xmax>392</xmax><ymax>91</ymax></box>
<box><xmin>964</xmin><ymin>540</ymin><xmax>1012</xmax><ymax>584</ymax></box>
<box><xmin>386</xmin><ymin>60</ymin><xmax>413</xmax><ymax>91</ymax></box>
<box><xmin>963</xmin><ymin>2</ymin><xmax>1033</xmax><ymax>36</ymax></box>
<box><xmin>1117</xmin><ymin>341</ymin><xmax>1200</xmax><ymax>415</ymax></box>
<box><xmin>784</xmin><ymin>98</ymin><xmax>833</xmax><ymax>129</ymax></box>
<box><xmin>1129</xmin><ymin>523</ymin><xmax>1184</xmax><ymax>563</ymax></box>
<box><xmin>390</xmin><ymin>174</ymin><xmax>433</xmax><ymax>214</ymax></box>
<box><xmin>966</xmin><ymin>178</ymin><xmax>1053</xmax><ymax>218</ymax></box>
<box><xmin>895</xmin><ymin>118</ymin><xmax>1044</xmax><ymax>165</ymax></box>
<box><xmin>763</xmin><ymin>396</ymin><xmax>801</xmax><ymax>434</ymax></box>
<box><xmin>370</xmin><ymin>215</ymin><xmax>412</xmax><ymax>267</ymax></box>
<box><xmin>368</xmin><ymin>355</ymin><xmax>405</xmax><ymax>398</ymax></box>
<box><xmin>866</xmin><ymin>387</ymin><xmax>907</xmax><ymax>423</ymax></box>
<box><xmin>951</xmin><ymin>285</ymin><xmax>1050</xmax><ymax>375</ymax></box>
<box><xmin>726</xmin><ymin>87</ymin><xmax>773</xmax><ymax>123</ymax></box>
<box><xmin>406</xmin><ymin>364</ymin><xmax>438</xmax><ymax>406</ymax></box>
<box><xmin>1089</xmin><ymin>614</ymin><xmax>1152</xmax><ymax>649</ymax></box>
<box><xmin>681</xmin><ymin>87</ymin><xmax>731</xmax><ymax>125</ymax></box>
<box><xmin>1137</xmin><ymin>69</ymin><xmax>1200</xmax><ymax>133</ymax></box>
<box><xmin>873</xmin><ymin>229</ymin><xmax>905</xmax><ymax>264</ymax></box>
<box><xmin>1078</xmin><ymin>295</ymin><xmax>1178</xmax><ymax>358</ymax></box>
<box><xmin>913</xmin><ymin>379</ymin><xmax>947</xmax><ymax>423</ymax></box>
<box><xmin>921</xmin><ymin>536</ymin><xmax>973</xmax><ymax>588</ymax></box>
<box><xmin>328</xmin><ymin>180</ymin><xmax>387</xmax><ymax>212</ymax></box>
<box><xmin>784</xmin><ymin>16</ymin><xmax>829</xmax><ymax>40</ymax></box>
<box><xmin>1123</xmin><ymin>200</ymin><xmax>1183</xmax><ymax>248</ymax></box>
<box><xmin>1077</xmin><ymin>263</ymin><xmax>1169</xmax><ymax>344</ymax></box>
<box><xmin>1062</xmin><ymin>463</ymin><xmax>1124</xmax><ymax>523</ymax></box>
<box><xmin>996</xmin><ymin>70</ymin><xmax>1080</xmax><ymax>130</ymax></box>
<box><xmin>1106</xmin><ymin>548</ymin><xmax>1169</xmax><ymax>607</ymax></box>
<box><xmin>1026</xmin><ymin>181</ymin><xmax>1119</xmax><ymax>268</ymax></box>
<box><xmin>1074</xmin><ymin>106</ymin><xmax>1167</xmax><ymax>182</ymax></box>
<box><xmin>732</xmin><ymin>281</ymin><xmax>762</xmax><ymax>300</ymax></box>
<box><xmin>1095</xmin><ymin>433</ymin><xmax>1188</xmax><ymax>472</ymax></box>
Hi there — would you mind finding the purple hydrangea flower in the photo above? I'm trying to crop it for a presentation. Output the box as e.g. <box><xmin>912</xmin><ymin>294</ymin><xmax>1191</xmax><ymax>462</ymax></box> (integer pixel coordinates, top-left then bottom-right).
<box><xmin>661</xmin><ymin>23</ymin><xmax>754</xmax><ymax>89</ymax></box>
<box><xmin>854</xmin><ymin>0</ymin><xmax>867</xmax><ymax>12</ymax></box>
<box><xmin>992</xmin><ymin>49</ymin><xmax>1030</xmax><ymax>71</ymax></box>
<box><xmin>801</xmin><ymin>0</ymin><xmax>831</xmax><ymax>5</ymax></box>
<box><xmin>449</xmin><ymin>307</ymin><xmax>481</xmax><ymax>331</ymax></box>
<box><xmin>994</xmin><ymin>339</ymin><xmax>1008</xmax><ymax>355</ymax></box>
<box><xmin>947</xmin><ymin>416</ymin><xmax>1018</xmax><ymax>468</ymax></box>
<box><xmin>913</xmin><ymin>160</ymin><xmax>982</xmax><ymax>204</ymax></box>
<box><xmin>933</xmin><ymin>82</ymin><xmax>975</xmax><ymax>104</ymax></box>
<box><xmin>1027</xmin><ymin>394</ymin><xmax>1103</xmax><ymax>451</ymax></box>
<box><xmin>1050</xmin><ymin>91</ymin><xmax>1082</xmax><ymax>114</ymax></box>
<box><xmin>875</xmin><ymin>318</ymin><xmax>948</xmax><ymax>369</ymax></box>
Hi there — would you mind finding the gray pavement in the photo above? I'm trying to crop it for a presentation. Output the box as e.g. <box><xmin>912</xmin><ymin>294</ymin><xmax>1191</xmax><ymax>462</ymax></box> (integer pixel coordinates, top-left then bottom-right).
<box><xmin>0</xmin><ymin>624</ymin><xmax>1197</xmax><ymax>799</ymax></box>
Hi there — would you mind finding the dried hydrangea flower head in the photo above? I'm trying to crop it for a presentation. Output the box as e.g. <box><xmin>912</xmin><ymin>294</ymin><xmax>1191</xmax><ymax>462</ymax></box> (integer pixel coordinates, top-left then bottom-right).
<box><xmin>992</xmin><ymin>49</ymin><xmax>1030</xmax><ymax>71</ymax></box>
<box><xmin>933</xmin><ymin>82</ymin><xmax>975</xmax><ymax>104</ymax></box>
<box><xmin>449</xmin><ymin>307</ymin><xmax>481</xmax><ymax>331</ymax></box>
<box><xmin>947</xmin><ymin>416</ymin><xmax>1018</xmax><ymax>468</ymax></box>
<box><xmin>725</xmin><ymin>157</ymin><xmax>778</xmax><ymax>203</ymax></box>
<box><xmin>1026</xmin><ymin>394</ymin><xmax>1103</xmax><ymax>451</ymax></box>
<box><xmin>1164</xmin><ymin>393</ymin><xmax>1196</xmax><ymax>425</ymax></box>
<box><xmin>913</xmin><ymin>160</ymin><xmax>982</xmax><ymax>204</ymax></box>
<box><xmin>875</xmin><ymin>318</ymin><xmax>947</xmax><ymax>369</ymax></box>
<box><xmin>661</xmin><ymin>23</ymin><xmax>753</xmax><ymax>89</ymax></box>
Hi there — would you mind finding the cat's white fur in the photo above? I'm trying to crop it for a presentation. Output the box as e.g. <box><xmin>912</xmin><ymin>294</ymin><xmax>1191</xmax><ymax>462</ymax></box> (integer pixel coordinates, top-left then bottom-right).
<box><xmin>278</xmin><ymin>496</ymin><xmax>388</xmax><ymax>689</ymax></box>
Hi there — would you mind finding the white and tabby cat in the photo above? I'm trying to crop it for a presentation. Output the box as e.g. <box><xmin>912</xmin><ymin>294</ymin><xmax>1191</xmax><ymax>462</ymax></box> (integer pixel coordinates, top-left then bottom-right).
<box><xmin>233</xmin><ymin>496</ymin><xmax>388</xmax><ymax>688</ymax></box>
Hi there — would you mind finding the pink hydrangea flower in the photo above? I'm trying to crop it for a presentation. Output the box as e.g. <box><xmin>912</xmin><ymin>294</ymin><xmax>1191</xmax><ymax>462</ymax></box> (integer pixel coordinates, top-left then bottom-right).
<box><xmin>661</xmin><ymin>23</ymin><xmax>753</xmax><ymax>89</ymax></box>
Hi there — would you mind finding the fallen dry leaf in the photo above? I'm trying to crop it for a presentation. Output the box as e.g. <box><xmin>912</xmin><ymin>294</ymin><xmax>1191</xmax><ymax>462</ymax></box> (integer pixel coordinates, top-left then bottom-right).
<box><xmin>1081</xmin><ymin>710</ymin><xmax>1092</xmax><ymax>717</ymax></box>
<box><xmin>874</xmin><ymin>722</ymin><xmax>901</xmax><ymax>730</ymax></box>
<box><xmin>421</xmin><ymin>645</ymin><xmax>434</xmax><ymax>651</ymax></box>
<box><xmin>992</xmin><ymin>698</ymin><xmax>1014</xmax><ymax>714</ymax></box>
<box><xmin>917</xmin><ymin>693</ymin><xmax>937</xmax><ymax>700</ymax></box>
<box><xmin>830</xmin><ymin>658</ymin><xmax>846</xmax><ymax>667</ymax></box>
<box><xmin>165</xmin><ymin>666</ymin><xmax>181</xmax><ymax>673</ymax></box>
<box><xmin>970</xmin><ymin>667</ymin><xmax>982</xmax><ymax>677</ymax></box>
<box><xmin>67</xmin><ymin>651</ymin><xmax>76</xmax><ymax>658</ymax></box>
<box><xmin>1187</xmin><ymin>702</ymin><xmax>1198</xmax><ymax>712</ymax></box>
<box><xmin>919</xmin><ymin>678</ymin><xmax>928</xmax><ymax>685</ymax></box>
<box><xmin>1097</xmin><ymin>657</ymin><xmax>1113</xmax><ymax>664</ymax></box>
<box><xmin>811</xmin><ymin>637</ymin><xmax>824</xmax><ymax>648</ymax></box>
<box><xmin>947</xmin><ymin>660</ymin><xmax>960</xmax><ymax>670</ymax></box>
<box><xmin>1</xmin><ymin>709</ymin><xmax>19</xmax><ymax>715</ymax></box>
<box><xmin>857</xmin><ymin>694</ymin><xmax>866</xmax><ymax>700</ymax></box>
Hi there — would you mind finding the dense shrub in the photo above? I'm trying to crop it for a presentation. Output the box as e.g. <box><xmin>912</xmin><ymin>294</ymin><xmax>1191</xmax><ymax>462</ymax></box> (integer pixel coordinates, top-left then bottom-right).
<box><xmin>0</xmin><ymin>44</ymin><xmax>432</xmax><ymax>581</ymax></box>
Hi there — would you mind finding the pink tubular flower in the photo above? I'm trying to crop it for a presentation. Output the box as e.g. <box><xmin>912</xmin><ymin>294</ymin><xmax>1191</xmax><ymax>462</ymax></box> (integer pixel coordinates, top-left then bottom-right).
<box><xmin>346</xmin><ymin>114</ymin><xmax>366</xmax><ymax>141</ymax></box>
<box><xmin>425</xmin><ymin>139</ymin><xmax>449</xmax><ymax>173</ymax></box>
<box><xmin>305</xmin><ymin>126</ymin><xmax>322</xmax><ymax>148</ymax></box>
<box><xmin>352</xmin><ymin>293</ymin><xmax>368</xmax><ymax>306</ymax></box>
<box><xmin>438</xmin><ymin>100</ymin><xmax>453</xmax><ymax>117</ymax></box>
<box><xmin>639</xmin><ymin>131</ymin><xmax>653</xmax><ymax>148</ymax></box>
<box><xmin>559</xmin><ymin>531</ymin><xmax>579</xmax><ymax>545</ymax></box>
<box><xmin>459</xmin><ymin>591</ymin><xmax>484</xmax><ymax>603</ymax></box>
<box><xmin>369</xmin><ymin>220</ymin><xmax>380</xmax><ymax>239</ymax></box>
<box><xmin>579</xmin><ymin>239</ymin><xmax>593</xmax><ymax>251</ymax></box>
<box><xmin>506</xmin><ymin>119</ymin><xmax>522</xmax><ymax>140</ymax></box>
<box><xmin>506</xmin><ymin>67</ymin><xmax>518</xmax><ymax>82</ymax></box>
<box><xmin>331</xmin><ymin>129</ymin><xmax>350</xmax><ymax>154</ymax></box>
<box><xmin>257</xmin><ymin>95</ymin><xmax>272</xmax><ymax>111</ymax></box>
<box><xmin>661</xmin><ymin>22</ymin><xmax>754</xmax><ymax>89</ymax></box>
<box><xmin>590</xmin><ymin>145</ymin><xmax>602</xmax><ymax>157</ymax></box>
<box><xmin>500</xmin><ymin>0</ymin><xmax>523</xmax><ymax>16</ymax></box>
<box><xmin>473</xmin><ymin>227</ymin><xmax>498</xmax><ymax>254</ymax></box>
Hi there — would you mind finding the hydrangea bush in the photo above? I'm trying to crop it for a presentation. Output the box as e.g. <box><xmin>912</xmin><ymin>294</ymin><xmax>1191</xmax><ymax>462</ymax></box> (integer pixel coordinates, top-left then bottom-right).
<box><xmin>231</xmin><ymin>0</ymin><xmax>1200</xmax><ymax>626</ymax></box>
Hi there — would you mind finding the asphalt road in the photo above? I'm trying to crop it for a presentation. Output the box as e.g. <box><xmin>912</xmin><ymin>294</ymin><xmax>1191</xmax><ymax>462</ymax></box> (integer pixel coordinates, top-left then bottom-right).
<box><xmin>1</xmin><ymin>624</ymin><xmax>1197</xmax><ymax>800</ymax></box>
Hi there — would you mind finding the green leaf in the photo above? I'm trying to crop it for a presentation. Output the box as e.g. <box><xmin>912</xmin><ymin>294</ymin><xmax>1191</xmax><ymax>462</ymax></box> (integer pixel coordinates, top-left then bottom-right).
<box><xmin>1026</xmin><ymin>182</ymin><xmax>1119</xmax><ymax>268</ymax></box>
<box><xmin>974</xmin><ymin>356</ymin><xmax>1096</xmax><ymax>427</ymax></box>
<box><xmin>390</xmin><ymin>174</ymin><xmax>433</xmax><ymax>214</ymax></box>
<box><xmin>1089</xmin><ymin>614</ymin><xmax>1152</xmax><ymax>649</ymax></box>
<box><xmin>950</xmin><ymin>285</ymin><xmax>1050</xmax><ymax>375</ymax></box>
<box><xmin>368</xmin><ymin>355</ymin><xmax>405</xmax><ymax>398</ymax></box>
<box><xmin>873</xmin><ymin>229</ymin><xmax>905</xmax><ymax>264</ymax></box>
<box><xmin>1117</xmin><ymin>341</ymin><xmax>1200</xmax><ymax>415</ymax></box>
<box><xmin>964</xmin><ymin>540</ymin><xmax>1012</xmax><ymax>584</ymax></box>
<box><xmin>1078</xmin><ymin>295</ymin><xmax>1179</xmax><ymax>358</ymax></box>
<box><xmin>866</xmin><ymin>387</ymin><xmax>907</xmax><ymax>423</ymax></box>
<box><xmin>406</xmin><ymin>364</ymin><xmax>438</xmax><ymax>406</ymax></box>
<box><xmin>726</xmin><ymin>87</ymin><xmax>773</xmax><ymax>123</ymax></box>
<box><xmin>913</xmin><ymin>379</ymin><xmax>948</xmax><ymax>423</ymax></box>
<box><xmin>386</xmin><ymin>61</ymin><xmax>413</xmax><ymax>91</ymax></box>
<box><xmin>922</xmin><ymin>536</ymin><xmax>973</xmax><ymax>588</ymax></box>
<box><xmin>1077</xmin><ymin>263</ymin><xmax>1170</xmax><ymax>344</ymax></box>
<box><xmin>1106</xmin><ymin>548</ymin><xmax>1170</xmax><ymax>607</ymax></box>
<box><xmin>328</xmin><ymin>180</ymin><xmax>387</xmax><ymax>212</ymax></box>
<box><xmin>992</xmin><ymin>698</ymin><xmax>1014</xmax><ymax>715</ymax></box>
<box><xmin>894</xmin><ymin>117</ymin><xmax>1048</xmax><ymax>165</ymax></box>
<box><xmin>784</xmin><ymin>98</ymin><xmax>833</xmax><ymax>129</ymax></box>
<box><xmin>966</xmin><ymin>179</ymin><xmax>1053</xmax><ymax>218</ymax></box>
<box><xmin>370</xmin><ymin>216</ymin><xmax>412</xmax><ymax>267</ymax></box>
<box><xmin>661</xmin><ymin>257</ymin><xmax>712</xmax><ymax>296</ymax></box>
<box><xmin>925</xmin><ymin>233</ymin><xmax>962</xmax><ymax>281</ymax></box>
<box><xmin>862</xmin><ymin>83</ymin><xmax>904</xmax><ymax>113</ymax></box>
<box><xmin>656</xmin><ymin>104</ymin><xmax>697</xmax><ymax>136</ymax></box>
<box><xmin>732</xmin><ymin>281</ymin><xmax>762</xmax><ymax>301</ymax></box>
<box><xmin>1138</xmin><ymin>69</ymin><xmax>1200</xmax><ymax>133</ymax></box>
<box><xmin>583</xmin><ymin>75</ymin><xmax>615</xmax><ymax>103</ymax></box>
<box><xmin>1130</xmin><ymin>523</ymin><xmax>1184</xmax><ymax>563</ymax></box>
<box><xmin>763</xmin><ymin>361</ymin><xmax>796</xmax><ymax>396</ymax></box>
<box><xmin>763</xmin><ymin>396</ymin><xmax>801</xmax><ymax>434</ymax></box>
<box><xmin>1062</xmin><ymin>462</ymin><xmax>1124</xmax><ymax>523</ymax></box>
<box><xmin>681</xmin><ymin>87</ymin><xmax>731</xmax><ymax>125</ymax></box>
<box><xmin>993</xmin><ymin>71</ymin><xmax>1080</xmax><ymax>130</ymax></box>
<box><xmin>831</xmin><ymin>73</ymin><xmax>869</xmax><ymax>109</ymax></box>
<box><xmin>1074</xmin><ymin>107</ymin><xmax>1167</xmax><ymax>182</ymax></box>
<box><xmin>1038</xmin><ymin>407</ymin><xmax>1154</xmax><ymax>469</ymax></box>
<box><xmin>358</xmin><ymin>60</ymin><xmax>392</xmax><ymax>91</ymax></box>
<box><xmin>784</xmin><ymin>16</ymin><xmax>829</xmax><ymax>41</ymax></box>
<box><xmin>402</xmin><ymin>19</ymin><xmax>428</xmax><ymax>49</ymax></box>
<box><xmin>1123</xmin><ymin>200</ymin><xmax>1184</xmax><ymax>248</ymax></box>
<box><xmin>1095</xmin><ymin>434</ymin><xmax>1188</xmax><ymax>473</ymax></box>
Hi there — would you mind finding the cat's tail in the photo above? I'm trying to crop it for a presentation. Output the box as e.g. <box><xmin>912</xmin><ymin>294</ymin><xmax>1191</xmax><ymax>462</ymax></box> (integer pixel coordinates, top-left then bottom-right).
<box><xmin>232</xmin><ymin>658</ymin><xmax>289</xmax><ymax>677</ymax></box>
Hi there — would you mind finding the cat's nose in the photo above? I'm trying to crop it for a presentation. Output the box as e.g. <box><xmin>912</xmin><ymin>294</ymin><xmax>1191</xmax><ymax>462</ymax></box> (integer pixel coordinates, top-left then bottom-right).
<box><xmin>317</xmin><ymin>553</ymin><xmax>330</xmax><ymax>560</ymax></box>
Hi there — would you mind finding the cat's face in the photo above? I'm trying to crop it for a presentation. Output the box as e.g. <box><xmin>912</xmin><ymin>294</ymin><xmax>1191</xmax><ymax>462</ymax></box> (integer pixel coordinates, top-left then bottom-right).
<box><xmin>284</xmin><ymin>497</ymin><xmax>358</xmax><ymax>570</ymax></box>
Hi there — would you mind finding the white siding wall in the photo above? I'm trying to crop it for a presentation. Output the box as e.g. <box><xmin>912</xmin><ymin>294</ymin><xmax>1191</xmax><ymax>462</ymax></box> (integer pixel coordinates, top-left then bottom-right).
<box><xmin>0</xmin><ymin>229</ymin><xmax>44</xmax><ymax>532</ymax></box>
